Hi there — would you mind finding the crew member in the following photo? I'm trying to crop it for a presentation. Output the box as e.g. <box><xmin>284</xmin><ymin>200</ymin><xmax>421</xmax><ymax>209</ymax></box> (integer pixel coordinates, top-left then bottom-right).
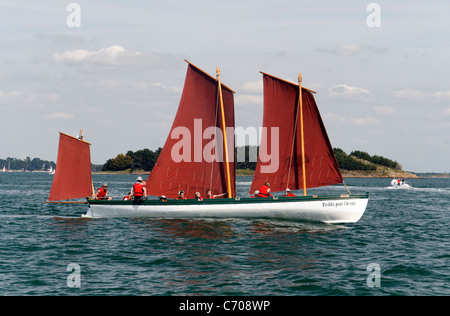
<box><xmin>258</xmin><ymin>182</ymin><xmax>273</xmax><ymax>198</ymax></box>
<box><xmin>195</xmin><ymin>192</ymin><xmax>203</xmax><ymax>201</ymax></box>
<box><xmin>283</xmin><ymin>188</ymin><xmax>296</xmax><ymax>197</ymax></box>
<box><xmin>95</xmin><ymin>183</ymin><xmax>112</xmax><ymax>200</ymax></box>
<box><xmin>123</xmin><ymin>191</ymin><xmax>132</xmax><ymax>200</ymax></box>
<box><xmin>205</xmin><ymin>189</ymin><xmax>227</xmax><ymax>199</ymax></box>
<box><xmin>132</xmin><ymin>176</ymin><xmax>147</xmax><ymax>202</ymax></box>
<box><xmin>250</xmin><ymin>190</ymin><xmax>259</xmax><ymax>198</ymax></box>
<box><xmin>178</xmin><ymin>190</ymin><xmax>187</xmax><ymax>200</ymax></box>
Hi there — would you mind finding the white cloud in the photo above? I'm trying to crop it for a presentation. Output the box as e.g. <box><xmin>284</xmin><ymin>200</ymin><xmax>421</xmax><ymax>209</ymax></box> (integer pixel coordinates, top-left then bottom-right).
<box><xmin>235</xmin><ymin>80</ymin><xmax>264</xmax><ymax>106</ymax></box>
<box><xmin>0</xmin><ymin>90</ymin><xmax>23</xmax><ymax>103</ymax></box>
<box><xmin>151</xmin><ymin>82</ymin><xmax>183</xmax><ymax>94</ymax></box>
<box><xmin>24</xmin><ymin>93</ymin><xmax>59</xmax><ymax>106</ymax></box>
<box><xmin>373</xmin><ymin>106</ymin><xmax>397</xmax><ymax>115</ymax></box>
<box><xmin>46</xmin><ymin>112</ymin><xmax>74</xmax><ymax>120</ymax></box>
<box><xmin>35</xmin><ymin>32</ymin><xmax>88</xmax><ymax>45</ymax></box>
<box><xmin>52</xmin><ymin>45</ymin><xmax>177</xmax><ymax>66</ymax></box>
<box><xmin>444</xmin><ymin>108</ymin><xmax>450</xmax><ymax>116</ymax></box>
<box><xmin>317</xmin><ymin>44</ymin><xmax>387</xmax><ymax>56</ymax></box>
<box><xmin>390</xmin><ymin>89</ymin><xmax>450</xmax><ymax>103</ymax></box>
<box><xmin>324</xmin><ymin>113</ymin><xmax>345</xmax><ymax>123</ymax></box>
<box><xmin>327</xmin><ymin>84</ymin><xmax>373</xmax><ymax>101</ymax></box>
<box><xmin>235</xmin><ymin>94</ymin><xmax>263</xmax><ymax>105</ymax></box>
<box><xmin>348</xmin><ymin>117</ymin><xmax>381</xmax><ymax>127</ymax></box>
<box><xmin>241</xmin><ymin>80</ymin><xmax>263</xmax><ymax>93</ymax></box>
<box><xmin>434</xmin><ymin>90</ymin><xmax>450</xmax><ymax>101</ymax></box>
<box><xmin>0</xmin><ymin>89</ymin><xmax>59</xmax><ymax>108</ymax></box>
<box><xmin>84</xmin><ymin>80</ymin><xmax>182</xmax><ymax>93</ymax></box>
<box><xmin>391</xmin><ymin>88</ymin><xmax>427</xmax><ymax>100</ymax></box>
<box><xmin>324</xmin><ymin>113</ymin><xmax>381</xmax><ymax>126</ymax></box>
<box><xmin>52</xmin><ymin>45</ymin><xmax>131</xmax><ymax>65</ymax></box>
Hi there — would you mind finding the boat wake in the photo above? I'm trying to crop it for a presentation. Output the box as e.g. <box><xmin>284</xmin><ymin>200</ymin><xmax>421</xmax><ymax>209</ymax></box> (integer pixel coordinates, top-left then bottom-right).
<box><xmin>0</xmin><ymin>214</ymin><xmax>93</xmax><ymax>221</ymax></box>
<box><xmin>410</xmin><ymin>187</ymin><xmax>450</xmax><ymax>194</ymax></box>
<box><xmin>236</xmin><ymin>181</ymin><xmax>253</xmax><ymax>186</ymax></box>
<box><xmin>387</xmin><ymin>184</ymin><xmax>412</xmax><ymax>190</ymax></box>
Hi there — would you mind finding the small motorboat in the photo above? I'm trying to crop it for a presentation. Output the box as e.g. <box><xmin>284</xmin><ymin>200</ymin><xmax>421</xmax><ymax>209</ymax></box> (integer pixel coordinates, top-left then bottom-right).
<box><xmin>391</xmin><ymin>178</ymin><xmax>411</xmax><ymax>188</ymax></box>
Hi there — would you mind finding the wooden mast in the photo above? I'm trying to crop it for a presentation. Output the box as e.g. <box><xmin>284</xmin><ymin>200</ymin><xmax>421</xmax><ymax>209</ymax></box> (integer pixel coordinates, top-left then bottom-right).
<box><xmin>299</xmin><ymin>74</ymin><xmax>307</xmax><ymax>196</ymax></box>
<box><xmin>217</xmin><ymin>67</ymin><xmax>233</xmax><ymax>198</ymax></box>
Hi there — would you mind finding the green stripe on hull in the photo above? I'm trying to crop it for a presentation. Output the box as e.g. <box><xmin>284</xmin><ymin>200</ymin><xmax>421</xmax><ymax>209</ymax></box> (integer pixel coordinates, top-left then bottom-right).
<box><xmin>88</xmin><ymin>193</ymin><xmax>370</xmax><ymax>206</ymax></box>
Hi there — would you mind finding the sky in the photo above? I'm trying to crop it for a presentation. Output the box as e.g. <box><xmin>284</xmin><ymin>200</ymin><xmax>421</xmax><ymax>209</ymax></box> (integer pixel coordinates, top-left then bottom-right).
<box><xmin>0</xmin><ymin>0</ymin><xmax>449</xmax><ymax>172</ymax></box>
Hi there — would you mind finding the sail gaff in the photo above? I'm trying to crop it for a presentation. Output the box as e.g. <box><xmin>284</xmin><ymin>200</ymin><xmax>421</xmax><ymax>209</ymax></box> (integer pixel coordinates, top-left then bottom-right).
<box><xmin>48</xmin><ymin>132</ymin><xmax>94</xmax><ymax>201</ymax></box>
<box><xmin>145</xmin><ymin>62</ymin><xmax>236</xmax><ymax>199</ymax></box>
<box><xmin>250</xmin><ymin>73</ymin><xmax>343</xmax><ymax>194</ymax></box>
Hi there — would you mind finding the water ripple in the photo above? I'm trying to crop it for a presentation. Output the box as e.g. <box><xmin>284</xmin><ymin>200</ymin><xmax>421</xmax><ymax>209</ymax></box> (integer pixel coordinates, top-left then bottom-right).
<box><xmin>0</xmin><ymin>174</ymin><xmax>448</xmax><ymax>295</ymax></box>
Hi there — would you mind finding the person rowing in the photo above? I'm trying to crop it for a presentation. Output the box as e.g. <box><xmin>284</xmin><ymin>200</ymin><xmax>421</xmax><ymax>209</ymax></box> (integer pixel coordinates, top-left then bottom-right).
<box><xmin>95</xmin><ymin>183</ymin><xmax>112</xmax><ymax>200</ymax></box>
<box><xmin>132</xmin><ymin>176</ymin><xmax>147</xmax><ymax>202</ymax></box>
<box><xmin>205</xmin><ymin>189</ymin><xmax>227</xmax><ymax>199</ymax></box>
<box><xmin>258</xmin><ymin>182</ymin><xmax>273</xmax><ymax>198</ymax></box>
<box><xmin>283</xmin><ymin>188</ymin><xmax>296</xmax><ymax>197</ymax></box>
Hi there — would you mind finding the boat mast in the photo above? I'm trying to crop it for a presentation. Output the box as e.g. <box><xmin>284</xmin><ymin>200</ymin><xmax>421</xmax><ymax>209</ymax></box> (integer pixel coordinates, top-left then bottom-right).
<box><xmin>216</xmin><ymin>67</ymin><xmax>233</xmax><ymax>198</ymax></box>
<box><xmin>299</xmin><ymin>74</ymin><xmax>307</xmax><ymax>196</ymax></box>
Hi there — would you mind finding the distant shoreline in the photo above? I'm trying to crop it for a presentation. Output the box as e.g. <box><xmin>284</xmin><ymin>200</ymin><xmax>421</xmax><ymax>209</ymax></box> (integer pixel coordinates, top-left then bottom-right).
<box><xmin>90</xmin><ymin>169</ymin><xmax>450</xmax><ymax>178</ymax></box>
<box><xmin>3</xmin><ymin>169</ymin><xmax>449</xmax><ymax>178</ymax></box>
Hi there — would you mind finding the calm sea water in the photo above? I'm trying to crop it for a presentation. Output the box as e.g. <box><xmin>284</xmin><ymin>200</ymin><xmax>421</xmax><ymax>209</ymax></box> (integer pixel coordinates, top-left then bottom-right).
<box><xmin>0</xmin><ymin>173</ymin><xmax>448</xmax><ymax>296</ymax></box>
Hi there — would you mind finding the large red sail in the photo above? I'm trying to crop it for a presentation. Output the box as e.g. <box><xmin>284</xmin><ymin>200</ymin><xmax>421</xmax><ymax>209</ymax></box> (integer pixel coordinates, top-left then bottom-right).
<box><xmin>250</xmin><ymin>73</ymin><xmax>343</xmax><ymax>194</ymax></box>
<box><xmin>48</xmin><ymin>133</ymin><xmax>93</xmax><ymax>201</ymax></box>
<box><xmin>146</xmin><ymin>62</ymin><xmax>235</xmax><ymax>199</ymax></box>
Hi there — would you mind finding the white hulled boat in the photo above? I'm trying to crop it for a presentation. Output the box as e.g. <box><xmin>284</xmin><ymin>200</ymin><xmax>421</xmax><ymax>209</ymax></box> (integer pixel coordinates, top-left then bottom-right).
<box><xmin>391</xmin><ymin>178</ymin><xmax>411</xmax><ymax>189</ymax></box>
<box><xmin>47</xmin><ymin>61</ymin><xmax>369</xmax><ymax>224</ymax></box>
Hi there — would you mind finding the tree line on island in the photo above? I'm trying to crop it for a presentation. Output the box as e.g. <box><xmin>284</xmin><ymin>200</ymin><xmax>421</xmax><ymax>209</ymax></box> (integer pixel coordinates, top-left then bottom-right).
<box><xmin>101</xmin><ymin>146</ymin><xmax>402</xmax><ymax>173</ymax></box>
<box><xmin>1</xmin><ymin>147</ymin><xmax>401</xmax><ymax>173</ymax></box>
<box><xmin>333</xmin><ymin>148</ymin><xmax>401</xmax><ymax>171</ymax></box>
<box><xmin>0</xmin><ymin>157</ymin><xmax>56</xmax><ymax>172</ymax></box>
<box><xmin>0</xmin><ymin>157</ymin><xmax>103</xmax><ymax>172</ymax></box>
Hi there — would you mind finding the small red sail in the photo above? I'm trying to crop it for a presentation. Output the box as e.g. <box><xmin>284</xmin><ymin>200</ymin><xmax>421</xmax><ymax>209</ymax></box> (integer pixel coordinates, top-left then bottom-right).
<box><xmin>48</xmin><ymin>133</ymin><xmax>93</xmax><ymax>201</ymax></box>
<box><xmin>250</xmin><ymin>73</ymin><xmax>343</xmax><ymax>194</ymax></box>
<box><xmin>145</xmin><ymin>62</ymin><xmax>235</xmax><ymax>199</ymax></box>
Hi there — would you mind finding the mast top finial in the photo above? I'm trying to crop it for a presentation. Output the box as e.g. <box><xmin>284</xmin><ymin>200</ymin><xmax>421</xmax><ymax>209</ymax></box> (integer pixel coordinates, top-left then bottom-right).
<box><xmin>298</xmin><ymin>73</ymin><xmax>302</xmax><ymax>84</ymax></box>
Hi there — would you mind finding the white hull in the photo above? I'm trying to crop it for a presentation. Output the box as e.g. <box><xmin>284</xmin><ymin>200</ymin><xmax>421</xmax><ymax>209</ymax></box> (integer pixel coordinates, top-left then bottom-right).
<box><xmin>83</xmin><ymin>195</ymin><xmax>369</xmax><ymax>224</ymax></box>
<box><xmin>390</xmin><ymin>179</ymin><xmax>411</xmax><ymax>189</ymax></box>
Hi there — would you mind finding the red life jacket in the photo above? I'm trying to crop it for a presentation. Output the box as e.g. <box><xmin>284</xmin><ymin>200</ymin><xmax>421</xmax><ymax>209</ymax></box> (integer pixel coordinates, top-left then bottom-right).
<box><xmin>97</xmin><ymin>187</ymin><xmax>107</xmax><ymax>198</ymax></box>
<box><xmin>133</xmin><ymin>182</ymin><xmax>144</xmax><ymax>196</ymax></box>
<box><xmin>258</xmin><ymin>185</ymin><xmax>270</xmax><ymax>197</ymax></box>
<box><xmin>284</xmin><ymin>193</ymin><xmax>296</xmax><ymax>197</ymax></box>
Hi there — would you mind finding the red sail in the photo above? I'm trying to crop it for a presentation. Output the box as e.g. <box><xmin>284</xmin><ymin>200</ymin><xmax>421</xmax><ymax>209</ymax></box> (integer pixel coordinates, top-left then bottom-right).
<box><xmin>145</xmin><ymin>62</ymin><xmax>235</xmax><ymax>199</ymax></box>
<box><xmin>48</xmin><ymin>133</ymin><xmax>93</xmax><ymax>201</ymax></box>
<box><xmin>250</xmin><ymin>73</ymin><xmax>343</xmax><ymax>194</ymax></box>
